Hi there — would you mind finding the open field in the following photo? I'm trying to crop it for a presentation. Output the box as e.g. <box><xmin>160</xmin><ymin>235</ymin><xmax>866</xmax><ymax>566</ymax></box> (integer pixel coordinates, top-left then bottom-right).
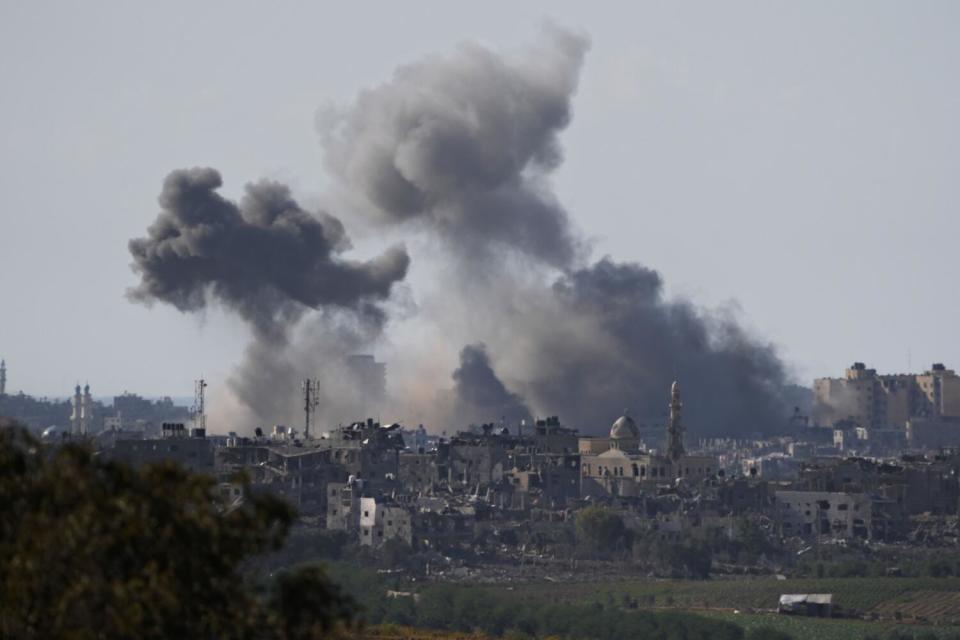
<box><xmin>507</xmin><ymin>577</ymin><xmax>960</xmax><ymax>622</ymax></box>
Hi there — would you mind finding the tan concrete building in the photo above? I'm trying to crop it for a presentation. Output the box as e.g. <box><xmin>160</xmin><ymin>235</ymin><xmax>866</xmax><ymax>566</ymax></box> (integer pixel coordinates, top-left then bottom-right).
<box><xmin>580</xmin><ymin>382</ymin><xmax>717</xmax><ymax>497</ymax></box>
<box><xmin>813</xmin><ymin>362</ymin><xmax>960</xmax><ymax>429</ymax></box>
<box><xmin>359</xmin><ymin>497</ymin><xmax>412</xmax><ymax>548</ymax></box>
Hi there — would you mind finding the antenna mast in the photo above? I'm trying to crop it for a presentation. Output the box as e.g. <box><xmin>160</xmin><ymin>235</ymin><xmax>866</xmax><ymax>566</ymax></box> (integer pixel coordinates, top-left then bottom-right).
<box><xmin>301</xmin><ymin>379</ymin><xmax>320</xmax><ymax>439</ymax></box>
<box><xmin>192</xmin><ymin>378</ymin><xmax>207</xmax><ymax>432</ymax></box>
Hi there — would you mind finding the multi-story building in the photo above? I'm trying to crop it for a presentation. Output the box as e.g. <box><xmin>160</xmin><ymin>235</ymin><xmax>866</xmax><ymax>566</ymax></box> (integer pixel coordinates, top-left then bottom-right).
<box><xmin>105</xmin><ymin>423</ymin><xmax>214</xmax><ymax>474</ymax></box>
<box><xmin>813</xmin><ymin>362</ymin><xmax>960</xmax><ymax>429</ymax></box>
<box><xmin>358</xmin><ymin>497</ymin><xmax>412</xmax><ymax>547</ymax></box>
<box><xmin>774</xmin><ymin>490</ymin><xmax>873</xmax><ymax>539</ymax></box>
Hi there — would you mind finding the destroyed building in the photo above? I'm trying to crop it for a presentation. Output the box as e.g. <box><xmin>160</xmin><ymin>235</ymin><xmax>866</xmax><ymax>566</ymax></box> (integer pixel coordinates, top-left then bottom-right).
<box><xmin>814</xmin><ymin>362</ymin><xmax>960</xmax><ymax>430</ymax></box>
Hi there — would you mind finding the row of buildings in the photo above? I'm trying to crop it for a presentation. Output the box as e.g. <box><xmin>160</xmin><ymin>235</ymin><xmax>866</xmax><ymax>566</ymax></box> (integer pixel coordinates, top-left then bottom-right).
<box><xmin>813</xmin><ymin>362</ymin><xmax>960</xmax><ymax>449</ymax></box>
<box><xmin>84</xmin><ymin>378</ymin><xmax>960</xmax><ymax>555</ymax></box>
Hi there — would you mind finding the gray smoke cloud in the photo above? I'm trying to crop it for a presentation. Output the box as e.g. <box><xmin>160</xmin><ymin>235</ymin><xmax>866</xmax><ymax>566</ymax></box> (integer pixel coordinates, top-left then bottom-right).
<box><xmin>321</xmin><ymin>27</ymin><xmax>793</xmax><ymax>437</ymax></box>
<box><xmin>521</xmin><ymin>259</ymin><xmax>788</xmax><ymax>436</ymax></box>
<box><xmin>129</xmin><ymin>168</ymin><xmax>409</xmax><ymax>430</ymax></box>
<box><xmin>225</xmin><ymin>312</ymin><xmax>388</xmax><ymax>429</ymax></box>
<box><xmin>319</xmin><ymin>25</ymin><xmax>588</xmax><ymax>268</ymax></box>
<box><xmin>128</xmin><ymin>27</ymin><xmax>794</xmax><ymax>437</ymax></box>
<box><xmin>452</xmin><ymin>343</ymin><xmax>532</xmax><ymax>426</ymax></box>
<box><xmin>128</xmin><ymin>167</ymin><xmax>409</xmax><ymax>341</ymax></box>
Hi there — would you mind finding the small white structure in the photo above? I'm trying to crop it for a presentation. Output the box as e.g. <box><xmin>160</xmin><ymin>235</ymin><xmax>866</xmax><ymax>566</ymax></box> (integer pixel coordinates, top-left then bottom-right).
<box><xmin>778</xmin><ymin>594</ymin><xmax>833</xmax><ymax>617</ymax></box>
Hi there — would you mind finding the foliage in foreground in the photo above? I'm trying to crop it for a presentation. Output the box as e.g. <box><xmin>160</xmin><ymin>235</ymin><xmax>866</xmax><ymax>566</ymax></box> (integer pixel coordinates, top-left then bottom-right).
<box><xmin>0</xmin><ymin>426</ymin><xmax>354</xmax><ymax>639</ymax></box>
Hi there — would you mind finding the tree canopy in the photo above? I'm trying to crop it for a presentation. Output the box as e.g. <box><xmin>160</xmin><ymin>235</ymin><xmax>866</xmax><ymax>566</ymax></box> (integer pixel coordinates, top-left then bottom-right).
<box><xmin>0</xmin><ymin>426</ymin><xmax>353</xmax><ymax>639</ymax></box>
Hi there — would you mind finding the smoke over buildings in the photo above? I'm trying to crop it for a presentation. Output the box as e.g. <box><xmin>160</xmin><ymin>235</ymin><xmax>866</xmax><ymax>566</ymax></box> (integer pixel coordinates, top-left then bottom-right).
<box><xmin>128</xmin><ymin>168</ymin><xmax>409</xmax><ymax>427</ymax></box>
<box><xmin>129</xmin><ymin>27</ymin><xmax>792</xmax><ymax>437</ymax></box>
<box><xmin>452</xmin><ymin>344</ymin><xmax>532</xmax><ymax>427</ymax></box>
<box><xmin>318</xmin><ymin>27</ymin><xmax>790</xmax><ymax>435</ymax></box>
<box><xmin>128</xmin><ymin>168</ymin><xmax>409</xmax><ymax>341</ymax></box>
<box><xmin>523</xmin><ymin>259</ymin><xmax>788</xmax><ymax>437</ymax></box>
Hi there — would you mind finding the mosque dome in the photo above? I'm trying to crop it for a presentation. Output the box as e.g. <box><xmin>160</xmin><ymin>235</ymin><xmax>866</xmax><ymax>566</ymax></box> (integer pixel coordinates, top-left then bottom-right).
<box><xmin>610</xmin><ymin>414</ymin><xmax>639</xmax><ymax>439</ymax></box>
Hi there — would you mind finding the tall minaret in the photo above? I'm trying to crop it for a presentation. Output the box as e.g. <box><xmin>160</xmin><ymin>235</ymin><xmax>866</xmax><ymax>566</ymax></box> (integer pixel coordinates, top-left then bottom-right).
<box><xmin>81</xmin><ymin>384</ymin><xmax>94</xmax><ymax>435</ymax></box>
<box><xmin>0</xmin><ymin>359</ymin><xmax>6</xmax><ymax>396</ymax></box>
<box><xmin>70</xmin><ymin>384</ymin><xmax>83</xmax><ymax>435</ymax></box>
<box><xmin>666</xmin><ymin>380</ymin><xmax>686</xmax><ymax>461</ymax></box>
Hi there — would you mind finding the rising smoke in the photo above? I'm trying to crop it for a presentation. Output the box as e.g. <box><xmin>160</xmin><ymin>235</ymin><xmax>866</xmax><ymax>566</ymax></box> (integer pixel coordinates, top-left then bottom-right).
<box><xmin>321</xmin><ymin>26</ymin><xmax>791</xmax><ymax>436</ymax></box>
<box><xmin>520</xmin><ymin>259</ymin><xmax>788</xmax><ymax>436</ymax></box>
<box><xmin>452</xmin><ymin>344</ymin><xmax>532</xmax><ymax>427</ymax></box>
<box><xmin>319</xmin><ymin>24</ymin><xmax>588</xmax><ymax>269</ymax></box>
<box><xmin>130</xmin><ymin>27</ymin><xmax>792</xmax><ymax>437</ymax></box>
<box><xmin>128</xmin><ymin>168</ymin><xmax>409</xmax><ymax>428</ymax></box>
<box><xmin>128</xmin><ymin>168</ymin><xmax>409</xmax><ymax>341</ymax></box>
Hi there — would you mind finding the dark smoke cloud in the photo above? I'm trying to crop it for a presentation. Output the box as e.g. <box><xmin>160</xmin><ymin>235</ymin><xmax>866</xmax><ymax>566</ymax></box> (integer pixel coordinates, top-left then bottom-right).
<box><xmin>519</xmin><ymin>258</ymin><xmax>789</xmax><ymax>437</ymax></box>
<box><xmin>128</xmin><ymin>167</ymin><xmax>409</xmax><ymax>340</ymax></box>
<box><xmin>320</xmin><ymin>27</ymin><xmax>793</xmax><ymax>437</ymax></box>
<box><xmin>128</xmin><ymin>28</ymin><xmax>794</xmax><ymax>438</ymax></box>
<box><xmin>320</xmin><ymin>25</ymin><xmax>589</xmax><ymax>268</ymax></box>
<box><xmin>452</xmin><ymin>343</ymin><xmax>532</xmax><ymax>426</ymax></box>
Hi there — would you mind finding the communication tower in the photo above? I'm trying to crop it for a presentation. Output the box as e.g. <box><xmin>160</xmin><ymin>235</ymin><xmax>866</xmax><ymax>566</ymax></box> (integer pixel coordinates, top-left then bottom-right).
<box><xmin>192</xmin><ymin>378</ymin><xmax>207</xmax><ymax>432</ymax></box>
<box><xmin>301</xmin><ymin>378</ymin><xmax>321</xmax><ymax>439</ymax></box>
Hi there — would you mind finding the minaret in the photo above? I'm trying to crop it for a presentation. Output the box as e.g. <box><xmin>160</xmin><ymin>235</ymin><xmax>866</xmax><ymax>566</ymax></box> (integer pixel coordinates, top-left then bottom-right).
<box><xmin>81</xmin><ymin>383</ymin><xmax>94</xmax><ymax>435</ymax></box>
<box><xmin>666</xmin><ymin>380</ymin><xmax>686</xmax><ymax>461</ymax></box>
<box><xmin>0</xmin><ymin>359</ymin><xmax>6</xmax><ymax>396</ymax></box>
<box><xmin>70</xmin><ymin>384</ymin><xmax>83</xmax><ymax>435</ymax></box>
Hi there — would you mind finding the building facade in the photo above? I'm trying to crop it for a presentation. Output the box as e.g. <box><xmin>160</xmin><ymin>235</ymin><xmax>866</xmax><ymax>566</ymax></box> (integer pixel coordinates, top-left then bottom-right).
<box><xmin>814</xmin><ymin>362</ymin><xmax>960</xmax><ymax>429</ymax></box>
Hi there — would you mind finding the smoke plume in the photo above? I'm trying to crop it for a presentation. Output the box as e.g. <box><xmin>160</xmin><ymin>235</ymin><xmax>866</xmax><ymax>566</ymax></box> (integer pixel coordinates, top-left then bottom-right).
<box><xmin>321</xmin><ymin>27</ymin><xmax>792</xmax><ymax>437</ymax></box>
<box><xmin>128</xmin><ymin>167</ymin><xmax>409</xmax><ymax>341</ymax></box>
<box><xmin>129</xmin><ymin>168</ymin><xmax>409</xmax><ymax>429</ymax></box>
<box><xmin>319</xmin><ymin>25</ymin><xmax>588</xmax><ymax>268</ymax></box>
<box><xmin>452</xmin><ymin>343</ymin><xmax>532</xmax><ymax>426</ymax></box>
<box><xmin>517</xmin><ymin>259</ymin><xmax>787</xmax><ymax>436</ymax></box>
<box><xmin>129</xmin><ymin>27</ymin><xmax>794</xmax><ymax>437</ymax></box>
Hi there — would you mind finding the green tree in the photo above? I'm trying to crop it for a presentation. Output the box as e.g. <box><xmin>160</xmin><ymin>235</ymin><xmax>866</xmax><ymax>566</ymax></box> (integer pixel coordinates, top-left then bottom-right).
<box><xmin>575</xmin><ymin>506</ymin><xmax>628</xmax><ymax>554</ymax></box>
<box><xmin>0</xmin><ymin>426</ymin><xmax>353</xmax><ymax>639</ymax></box>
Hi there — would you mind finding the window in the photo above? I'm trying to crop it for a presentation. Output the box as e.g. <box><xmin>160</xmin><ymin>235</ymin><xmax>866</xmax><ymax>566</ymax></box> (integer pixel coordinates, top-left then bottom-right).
<box><xmin>363</xmin><ymin>511</ymin><xmax>369</xmax><ymax>517</ymax></box>
<box><xmin>838</xmin><ymin>504</ymin><xmax>849</xmax><ymax>511</ymax></box>
<box><xmin>387</xmin><ymin>520</ymin><xmax>393</xmax><ymax>526</ymax></box>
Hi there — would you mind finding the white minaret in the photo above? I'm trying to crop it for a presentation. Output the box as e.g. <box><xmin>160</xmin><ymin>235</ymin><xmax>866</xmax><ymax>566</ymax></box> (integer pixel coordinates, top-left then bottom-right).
<box><xmin>666</xmin><ymin>380</ymin><xmax>686</xmax><ymax>462</ymax></box>
<box><xmin>70</xmin><ymin>384</ymin><xmax>83</xmax><ymax>435</ymax></box>
<box><xmin>81</xmin><ymin>384</ymin><xmax>94</xmax><ymax>434</ymax></box>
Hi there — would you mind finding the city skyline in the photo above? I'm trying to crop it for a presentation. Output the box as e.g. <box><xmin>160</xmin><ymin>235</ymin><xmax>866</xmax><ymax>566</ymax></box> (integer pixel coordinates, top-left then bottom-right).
<box><xmin>1</xmin><ymin>2</ymin><xmax>958</xmax><ymax>402</ymax></box>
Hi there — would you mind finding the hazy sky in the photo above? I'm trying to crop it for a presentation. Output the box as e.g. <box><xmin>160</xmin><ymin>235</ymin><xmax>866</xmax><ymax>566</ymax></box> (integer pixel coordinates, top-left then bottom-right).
<box><xmin>1</xmin><ymin>1</ymin><xmax>958</xmax><ymax>398</ymax></box>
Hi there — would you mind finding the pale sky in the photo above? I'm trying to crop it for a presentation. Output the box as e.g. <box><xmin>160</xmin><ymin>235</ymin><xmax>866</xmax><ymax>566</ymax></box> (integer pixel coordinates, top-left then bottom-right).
<box><xmin>1</xmin><ymin>1</ymin><xmax>958</xmax><ymax>398</ymax></box>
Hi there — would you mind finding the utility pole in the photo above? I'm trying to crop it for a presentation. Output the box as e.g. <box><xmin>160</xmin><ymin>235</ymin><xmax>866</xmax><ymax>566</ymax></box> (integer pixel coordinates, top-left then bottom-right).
<box><xmin>301</xmin><ymin>379</ymin><xmax>320</xmax><ymax>439</ymax></box>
